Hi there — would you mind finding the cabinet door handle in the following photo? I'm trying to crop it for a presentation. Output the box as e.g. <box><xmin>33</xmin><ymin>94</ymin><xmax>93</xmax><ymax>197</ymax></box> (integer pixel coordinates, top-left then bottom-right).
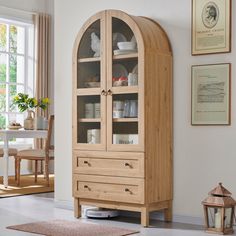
<box><xmin>101</xmin><ymin>89</ymin><xmax>107</xmax><ymax>96</ymax></box>
<box><xmin>107</xmin><ymin>89</ymin><xmax>112</xmax><ymax>95</ymax></box>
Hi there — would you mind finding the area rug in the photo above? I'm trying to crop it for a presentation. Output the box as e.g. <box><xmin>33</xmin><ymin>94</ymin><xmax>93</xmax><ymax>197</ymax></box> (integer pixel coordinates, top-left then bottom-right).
<box><xmin>7</xmin><ymin>219</ymin><xmax>139</xmax><ymax>236</ymax></box>
<box><xmin>0</xmin><ymin>174</ymin><xmax>54</xmax><ymax>198</ymax></box>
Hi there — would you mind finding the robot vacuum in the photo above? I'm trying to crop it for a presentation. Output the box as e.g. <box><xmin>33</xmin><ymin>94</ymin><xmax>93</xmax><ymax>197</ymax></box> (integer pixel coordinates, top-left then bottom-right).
<box><xmin>85</xmin><ymin>207</ymin><xmax>119</xmax><ymax>219</ymax></box>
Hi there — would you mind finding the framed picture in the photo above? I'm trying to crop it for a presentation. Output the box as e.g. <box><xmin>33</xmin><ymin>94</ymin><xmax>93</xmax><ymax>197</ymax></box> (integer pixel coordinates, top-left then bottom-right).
<box><xmin>191</xmin><ymin>63</ymin><xmax>231</xmax><ymax>125</ymax></box>
<box><xmin>192</xmin><ymin>0</ymin><xmax>231</xmax><ymax>55</ymax></box>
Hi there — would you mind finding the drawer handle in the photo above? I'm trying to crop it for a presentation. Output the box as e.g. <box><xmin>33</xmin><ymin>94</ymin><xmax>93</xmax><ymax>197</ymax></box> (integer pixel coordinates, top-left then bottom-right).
<box><xmin>84</xmin><ymin>160</ymin><xmax>91</xmax><ymax>166</ymax></box>
<box><xmin>125</xmin><ymin>188</ymin><xmax>132</xmax><ymax>194</ymax></box>
<box><xmin>125</xmin><ymin>162</ymin><xmax>133</xmax><ymax>168</ymax></box>
<box><xmin>84</xmin><ymin>185</ymin><xmax>91</xmax><ymax>190</ymax></box>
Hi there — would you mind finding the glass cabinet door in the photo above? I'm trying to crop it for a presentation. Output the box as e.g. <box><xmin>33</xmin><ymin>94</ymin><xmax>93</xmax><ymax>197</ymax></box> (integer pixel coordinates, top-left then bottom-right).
<box><xmin>106</xmin><ymin>15</ymin><xmax>144</xmax><ymax>152</ymax></box>
<box><xmin>75</xmin><ymin>14</ymin><xmax>106</xmax><ymax>150</ymax></box>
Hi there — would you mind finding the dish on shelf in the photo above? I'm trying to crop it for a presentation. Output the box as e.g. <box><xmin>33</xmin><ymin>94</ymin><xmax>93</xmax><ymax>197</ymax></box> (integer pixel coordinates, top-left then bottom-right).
<box><xmin>132</xmin><ymin>64</ymin><xmax>138</xmax><ymax>75</ymax></box>
<box><xmin>113</xmin><ymin>134</ymin><xmax>138</xmax><ymax>145</ymax></box>
<box><xmin>112</xmin><ymin>64</ymin><xmax>128</xmax><ymax>78</ymax></box>
<box><xmin>117</xmin><ymin>42</ymin><xmax>137</xmax><ymax>50</ymax></box>
<box><xmin>8</xmin><ymin>125</ymin><xmax>22</xmax><ymax>130</ymax></box>
<box><xmin>131</xmin><ymin>35</ymin><xmax>137</xmax><ymax>44</ymax></box>
<box><xmin>84</xmin><ymin>81</ymin><xmax>100</xmax><ymax>88</ymax></box>
<box><xmin>112</xmin><ymin>33</ymin><xmax>127</xmax><ymax>49</ymax></box>
<box><xmin>113</xmin><ymin>49</ymin><xmax>137</xmax><ymax>55</ymax></box>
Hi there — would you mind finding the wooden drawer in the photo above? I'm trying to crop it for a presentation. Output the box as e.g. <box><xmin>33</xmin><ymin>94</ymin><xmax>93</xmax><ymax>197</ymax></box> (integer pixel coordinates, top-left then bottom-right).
<box><xmin>73</xmin><ymin>151</ymin><xmax>144</xmax><ymax>178</ymax></box>
<box><xmin>73</xmin><ymin>174</ymin><xmax>144</xmax><ymax>204</ymax></box>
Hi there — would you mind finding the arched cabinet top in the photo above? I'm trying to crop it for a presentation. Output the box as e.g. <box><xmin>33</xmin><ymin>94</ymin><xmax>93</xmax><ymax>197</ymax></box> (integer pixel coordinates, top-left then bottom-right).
<box><xmin>73</xmin><ymin>9</ymin><xmax>172</xmax><ymax>60</ymax></box>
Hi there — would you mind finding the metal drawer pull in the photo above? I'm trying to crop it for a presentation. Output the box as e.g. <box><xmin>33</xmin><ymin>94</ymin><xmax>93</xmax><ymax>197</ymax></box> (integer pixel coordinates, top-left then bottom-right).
<box><xmin>83</xmin><ymin>160</ymin><xmax>91</xmax><ymax>166</ymax></box>
<box><xmin>84</xmin><ymin>185</ymin><xmax>91</xmax><ymax>190</ymax></box>
<box><xmin>125</xmin><ymin>188</ymin><xmax>132</xmax><ymax>194</ymax></box>
<box><xmin>125</xmin><ymin>162</ymin><xmax>133</xmax><ymax>168</ymax></box>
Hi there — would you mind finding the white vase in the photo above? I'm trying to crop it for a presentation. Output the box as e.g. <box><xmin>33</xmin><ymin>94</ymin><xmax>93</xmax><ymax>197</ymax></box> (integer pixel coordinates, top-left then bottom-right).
<box><xmin>24</xmin><ymin>110</ymin><xmax>35</xmax><ymax>130</ymax></box>
<box><xmin>35</xmin><ymin>116</ymin><xmax>44</xmax><ymax>130</ymax></box>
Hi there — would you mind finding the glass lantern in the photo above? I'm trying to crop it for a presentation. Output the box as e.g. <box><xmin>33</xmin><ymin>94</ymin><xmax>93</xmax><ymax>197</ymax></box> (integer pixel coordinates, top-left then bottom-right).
<box><xmin>202</xmin><ymin>183</ymin><xmax>236</xmax><ymax>234</ymax></box>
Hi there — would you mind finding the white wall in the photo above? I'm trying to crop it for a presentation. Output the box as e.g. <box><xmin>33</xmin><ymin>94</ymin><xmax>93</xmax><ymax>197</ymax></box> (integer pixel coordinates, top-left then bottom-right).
<box><xmin>54</xmin><ymin>0</ymin><xmax>236</xmax><ymax>222</ymax></box>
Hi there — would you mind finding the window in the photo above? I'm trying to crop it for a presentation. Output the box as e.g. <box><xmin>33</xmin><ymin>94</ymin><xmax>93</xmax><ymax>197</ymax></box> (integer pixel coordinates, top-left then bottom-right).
<box><xmin>0</xmin><ymin>18</ymin><xmax>35</xmax><ymax>143</ymax></box>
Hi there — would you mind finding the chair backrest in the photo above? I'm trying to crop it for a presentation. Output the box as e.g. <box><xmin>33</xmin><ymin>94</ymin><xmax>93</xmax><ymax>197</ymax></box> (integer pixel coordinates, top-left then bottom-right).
<box><xmin>45</xmin><ymin>115</ymin><xmax>54</xmax><ymax>152</ymax></box>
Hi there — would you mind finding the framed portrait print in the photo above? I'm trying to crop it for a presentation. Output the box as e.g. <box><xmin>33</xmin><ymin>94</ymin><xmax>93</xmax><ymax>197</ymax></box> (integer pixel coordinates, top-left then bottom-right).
<box><xmin>192</xmin><ymin>0</ymin><xmax>231</xmax><ymax>55</ymax></box>
<box><xmin>191</xmin><ymin>63</ymin><xmax>231</xmax><ymax>125</ymax></box>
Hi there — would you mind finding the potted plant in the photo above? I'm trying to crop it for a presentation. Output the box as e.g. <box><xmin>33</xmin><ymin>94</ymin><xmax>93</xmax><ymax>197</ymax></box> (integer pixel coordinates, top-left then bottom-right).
<box><xmin>12</xmin><ymin>93</ymin><xmax>50</xmax><ymax>130</ymax></box>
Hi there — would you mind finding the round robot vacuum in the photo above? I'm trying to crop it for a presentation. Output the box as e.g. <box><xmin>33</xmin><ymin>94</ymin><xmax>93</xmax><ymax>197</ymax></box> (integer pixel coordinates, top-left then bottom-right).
<box><xmin>85</xmin><ymin>208</ymin><xmax>119</xmax><ymax>219</ymax></box>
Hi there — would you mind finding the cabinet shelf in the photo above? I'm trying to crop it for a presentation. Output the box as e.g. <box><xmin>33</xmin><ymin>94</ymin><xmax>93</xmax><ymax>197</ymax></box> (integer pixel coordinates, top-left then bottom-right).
<box><xmin>113</xmin><ymin>118</ymin><xmax>138</xmax><ymax>122</ymax></box>
<box><xmin>112</xmin><ymin>86</ymin><xmax>139</xmax><ymax>94</ymax></box>
<box><xmin>78</xmin><ymin>57</ymin><xmax>101</xmax><ymax>63</ymax></box>
<box><xmin>79</xmin><ymin>118</ymin><xmax>101</xmax><ymax>123</ymax></box>
<box><xmin>113</xmin><ymin>53</ymin><xmax>138</xmax><ymax>60</ymax></box>
<box><xmin>76</xmin><ymin>88</ymin><xmax>101</xmax><ymax>96</ymax></box>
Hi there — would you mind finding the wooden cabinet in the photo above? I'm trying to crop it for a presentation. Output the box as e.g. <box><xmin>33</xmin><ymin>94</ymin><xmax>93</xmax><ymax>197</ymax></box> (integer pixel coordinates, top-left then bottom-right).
<box><xmin>72</xmin><ymin>9</ymin><xmax>172</xmax><ymax>226</ymax></box>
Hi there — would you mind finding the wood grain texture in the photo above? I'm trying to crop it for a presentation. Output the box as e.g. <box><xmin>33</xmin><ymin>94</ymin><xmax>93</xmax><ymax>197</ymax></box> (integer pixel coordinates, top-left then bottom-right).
<box><xmin>72</xmin><ymin>9</ymin><xmax>172</xmax><ymax>226</ymax></box>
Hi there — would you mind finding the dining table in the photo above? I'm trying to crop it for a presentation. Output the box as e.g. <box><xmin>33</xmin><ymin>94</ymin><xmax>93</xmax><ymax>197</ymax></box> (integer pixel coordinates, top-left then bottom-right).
<box><xmin>0</xmin><ymin>129</ymin><xmax>48</xmax><ymax>188</ymax></box>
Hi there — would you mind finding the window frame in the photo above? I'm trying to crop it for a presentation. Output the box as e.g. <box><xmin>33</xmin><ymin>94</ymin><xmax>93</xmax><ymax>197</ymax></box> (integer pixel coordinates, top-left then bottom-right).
<box><xmin>0</xmin><ymin>18</ymin><xmax>35</xmax><ymax>144</ymax></box>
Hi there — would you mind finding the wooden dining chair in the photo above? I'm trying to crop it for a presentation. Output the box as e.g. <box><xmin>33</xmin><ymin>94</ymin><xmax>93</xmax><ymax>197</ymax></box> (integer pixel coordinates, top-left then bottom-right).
<box><xmin>16</xmin><ymin>115</ymin><xmax>54</xmax><ymax>187</ymax></box>
<box><xmin>0</xmin><ymin>148</ymin><xmax>18</xmax><ymax>180</ymax></box>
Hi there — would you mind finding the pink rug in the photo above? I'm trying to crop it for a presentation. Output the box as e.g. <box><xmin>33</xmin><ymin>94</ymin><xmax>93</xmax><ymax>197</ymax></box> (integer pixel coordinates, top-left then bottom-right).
<box><xmin>7</xmin><ymin>219</ymin><xmax>138</xmax><ymax>236</ymax></box>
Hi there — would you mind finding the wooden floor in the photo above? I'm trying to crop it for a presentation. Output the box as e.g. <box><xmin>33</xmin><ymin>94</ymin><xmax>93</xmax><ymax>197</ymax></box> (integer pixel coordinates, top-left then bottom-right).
<box><xmin>1</xmin><ymin>193</ymin><xmax>236</xmax><ymax>235</ymax></box>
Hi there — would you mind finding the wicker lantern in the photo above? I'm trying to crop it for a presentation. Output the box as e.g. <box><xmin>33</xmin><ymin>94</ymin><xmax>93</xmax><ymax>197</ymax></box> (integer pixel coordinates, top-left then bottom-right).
<box><xmin>202</xmin><ymin>183</ymin><xmax>236</xmax><ymax>234</ymax></box>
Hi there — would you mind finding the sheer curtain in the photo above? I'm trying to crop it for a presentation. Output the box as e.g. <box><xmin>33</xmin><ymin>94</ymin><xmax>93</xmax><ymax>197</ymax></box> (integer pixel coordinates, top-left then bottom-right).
<box><xmin>34</xmin><ymin>13</ymin><xmax>51</xmax><ymax>149</ymax></box>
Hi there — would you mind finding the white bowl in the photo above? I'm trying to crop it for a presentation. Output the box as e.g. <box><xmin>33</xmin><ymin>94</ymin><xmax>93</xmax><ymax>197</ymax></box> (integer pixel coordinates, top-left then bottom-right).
<box><xmin>117</xmin><ymin>41</ymin><xmax>137</xmax><ymax>50</ymax></box>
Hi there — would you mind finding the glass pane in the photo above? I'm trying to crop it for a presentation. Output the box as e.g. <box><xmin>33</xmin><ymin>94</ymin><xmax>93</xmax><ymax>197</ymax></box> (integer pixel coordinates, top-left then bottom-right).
<box><xmin>0</xmin><ymin>54</ymin><xmax>7</xmax><ymax>83</ymax></box>
<box><xmin>78</xmin><ymin>20</ymin><xmax>100</xmax><ymax>58</ymax></box>
<box><xmin>0</xmin><ymin>24</ymin><xmax>7</xmax><ymax>51</ymax></box>
<box><xmin>77</xmin><ymin>95</ymin><xmax>101</xmax><ymax>144</ymax></box>
<box><xmin>112</xmin><ymin>93</ymin><xmax>138</xmax><ymax>145</ymax></box>
<box><xmin>112</xmin><ymin>61</ymin><xmax>138</xmax><ymax>87</ymax></box>
<box><xmin>9</xmin><ymin>84</ymin><xmax>24</xmax><ymax>112</ymax></box>
<box><xmin>10</xmin><ymin>55</ymin><xmax>24</xmax><ymax>83</ymax></box>
<box><xmin>225</xmin><ymin>208</ymin><xmax>232</xmax><ymax>228</ymax></box>
<box><xmin>0</xmin><ymin>113</ymin><xmax>6</xmax><ymax>129</ymax></box>
<box><xmin>78</xmin><ymin>62</ymin><xmax>100</xmax><ymax>89</ymax></box>
<box><xmin>10</xmin><ymin>25</ymin><xmax>25</xmax><ymax>54</ymax></box>
<box><xmin>0</xmin><ymin>83</ymin><xmax>6</xmax><ymax>112</ymax></box>
<box><xmin>112</xmin><ymin>17</ymin><xmax>137</xmax><ymax>51</ymax></box>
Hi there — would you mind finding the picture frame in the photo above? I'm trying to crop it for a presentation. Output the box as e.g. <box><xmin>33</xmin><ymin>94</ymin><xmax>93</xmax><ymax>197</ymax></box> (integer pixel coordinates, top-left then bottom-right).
<box><xmin>191</xmin><ymin>63</ymin><xmax>231</xmax><ymax>125</ymax></box>
<box><xmin>191</xmin><ymin>0</ymin><xmax>231</xmax><ymax>55</ymax></box>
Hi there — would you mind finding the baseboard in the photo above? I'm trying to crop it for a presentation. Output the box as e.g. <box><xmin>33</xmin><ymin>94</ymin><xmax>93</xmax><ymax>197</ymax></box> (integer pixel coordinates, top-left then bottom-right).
<box><xmin>54</xmin><ymin>199</ymin><xmax>204</xmax><ymax>226</ymax></box>
<box><xmin>54</xmin><ymin>199</ymin><xmax>74</xmax><ymax>210</ymax></box>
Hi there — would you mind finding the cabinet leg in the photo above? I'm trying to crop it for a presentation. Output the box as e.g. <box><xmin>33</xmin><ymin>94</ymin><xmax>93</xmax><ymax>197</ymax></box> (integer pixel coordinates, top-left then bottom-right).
<box><xmin>74</xmin><ymin>198</ymin><xmax>81</xmax><ymax>218</ymax></box>
<box><xmin>164</xmin><ymin>202</ymin><xmax>172</xmax><ymax>222</ymax></box>
<box><xmin>141</xmin><ymin>207</ymin><xmax>149</xmax><ymax>227</ymax></box>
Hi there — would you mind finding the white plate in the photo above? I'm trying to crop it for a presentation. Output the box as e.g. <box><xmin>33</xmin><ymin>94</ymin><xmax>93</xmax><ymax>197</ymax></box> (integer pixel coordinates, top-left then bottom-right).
<box><xmin>112</xmin><ymin>33</ymin><xmax>127</xmax><ymax>49</ymax></box>
<box><xmin>113</xmin><ymin>49</ymin><xmax>137</xmax><ymax>55</ymax></box>
<box><xmin>132</xmin><ymin>64</ymin><xmax>138</xmax><ymax>75</ymax></box>
<box><xmin>113</xmin><ymin>64</ymin><xmax>128</xmax><ymax>78</ymax></box>
<box><xmin>131</xmin><ymin>35</ymin><xmax>137</xmax><ymax>44</ymax></box>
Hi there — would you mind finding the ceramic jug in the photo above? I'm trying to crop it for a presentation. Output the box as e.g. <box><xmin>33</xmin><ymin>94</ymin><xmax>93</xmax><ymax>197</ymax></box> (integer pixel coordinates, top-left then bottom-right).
<box><xmin>24</xmin><ymin>110</ymin><xmax>35</xmax><ymax>130</ymax></box>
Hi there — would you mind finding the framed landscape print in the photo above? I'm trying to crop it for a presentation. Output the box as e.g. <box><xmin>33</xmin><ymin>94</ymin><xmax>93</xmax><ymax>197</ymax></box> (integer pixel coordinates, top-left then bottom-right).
<box><xmin>192</xmin><ymin>0</ymin><xmax>231</xmax><ymax>55</ymax></box>
<box><xmin>191</xmin><ymin>63</ymin><xmax>231</xmax><ymax>125</ymax></box>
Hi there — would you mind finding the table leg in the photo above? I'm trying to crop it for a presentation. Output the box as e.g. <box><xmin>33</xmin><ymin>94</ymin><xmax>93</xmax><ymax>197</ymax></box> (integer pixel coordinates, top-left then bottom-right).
<box><xmin>3</xmin><ymin>136</ymin><xmax>9</xmax><ymax>188</ymax></box>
